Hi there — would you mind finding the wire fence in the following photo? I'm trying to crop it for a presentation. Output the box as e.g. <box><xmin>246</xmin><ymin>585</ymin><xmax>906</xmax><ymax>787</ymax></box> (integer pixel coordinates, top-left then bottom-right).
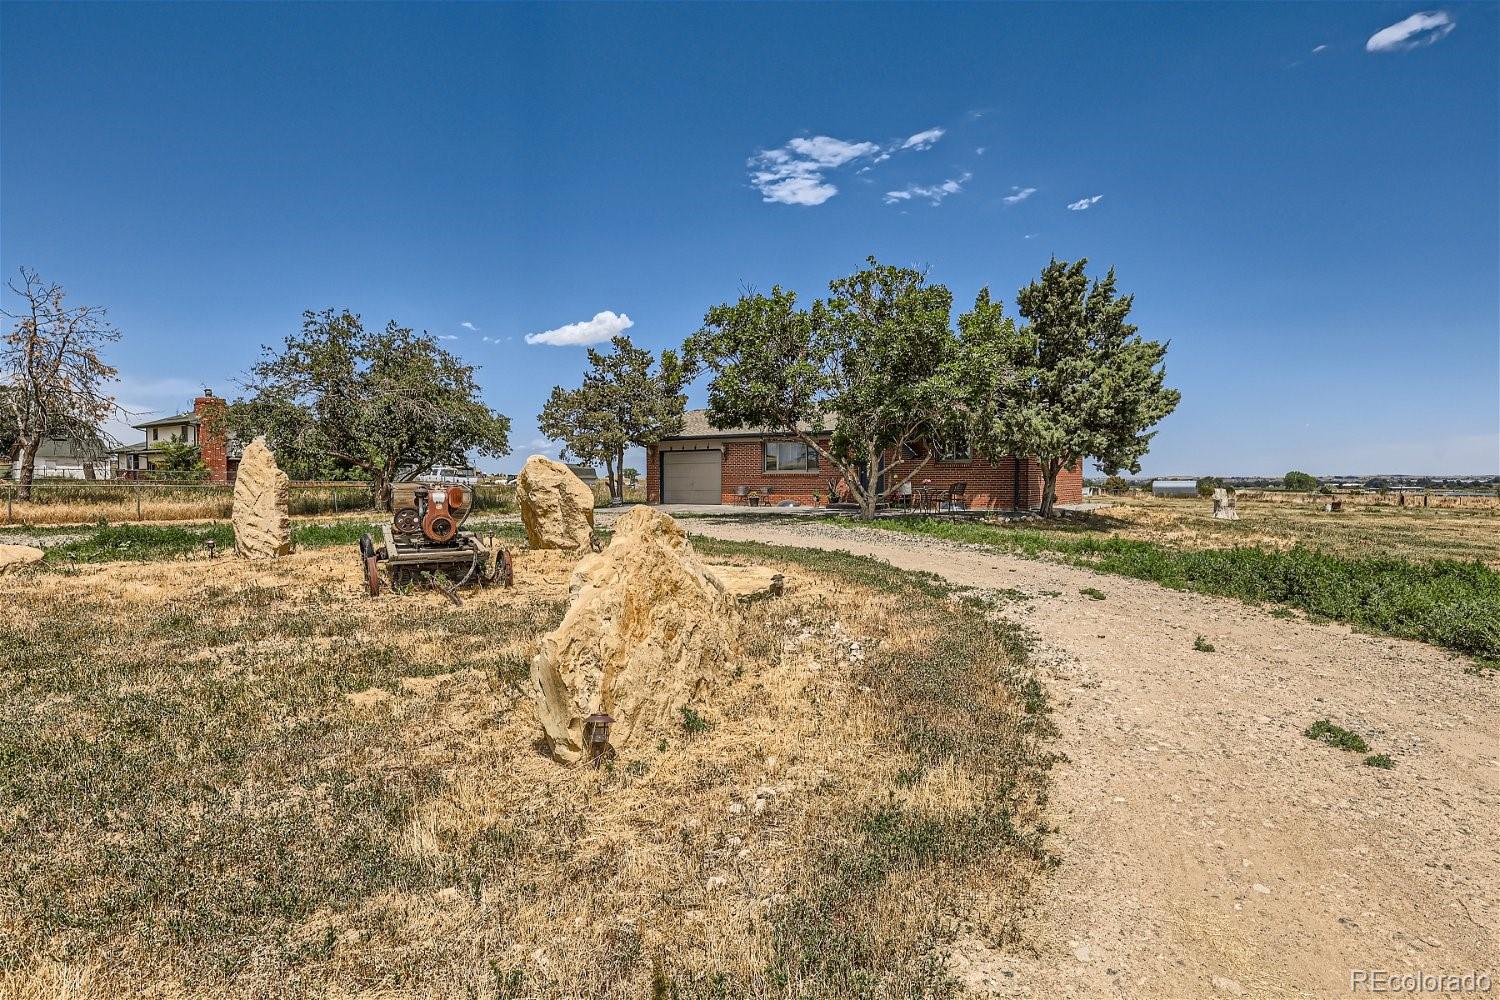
<box><xmin>1</xmin><ymin>478</ymin><xmax>520</xmax><ymax>526</ymax></box>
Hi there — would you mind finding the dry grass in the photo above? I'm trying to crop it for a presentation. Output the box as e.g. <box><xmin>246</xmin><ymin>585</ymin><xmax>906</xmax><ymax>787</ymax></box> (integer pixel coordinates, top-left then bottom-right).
<box><xmin>0</xmin><ymin>535</ymin><xmax>1051</xmax><ymax>997</ymax></box>
<box><xmin>3</xmin><ymin>496</ymin><xmax>238</xmax><ymax>525</ymax></box>
<box><xmin>1086</xmin><ymin>495</ymin><xmax>1500</xmax><ymax>566</ymax></box>
<box><xmin>1</xmin><ymin>483</ymin><xmax>518</xmax><ymax>527</ymax></box>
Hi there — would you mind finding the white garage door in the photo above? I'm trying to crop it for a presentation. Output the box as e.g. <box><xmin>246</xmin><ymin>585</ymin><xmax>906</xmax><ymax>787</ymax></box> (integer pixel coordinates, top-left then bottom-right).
<box><xmin>662</xmin><ymin>450</ymin><xmax>722</xmax><ymax>504</ymax></box>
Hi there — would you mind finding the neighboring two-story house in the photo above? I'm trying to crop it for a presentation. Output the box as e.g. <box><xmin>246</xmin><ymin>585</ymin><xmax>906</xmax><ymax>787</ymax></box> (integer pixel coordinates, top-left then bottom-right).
<box><xmin>111</xmin><ymin>390</ymin><xmax>239</xmax><ymax>482</ymax></box>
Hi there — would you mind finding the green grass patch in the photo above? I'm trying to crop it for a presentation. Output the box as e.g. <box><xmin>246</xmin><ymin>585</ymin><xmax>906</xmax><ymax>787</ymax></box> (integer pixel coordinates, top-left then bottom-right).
<box><xmin>1363</xmin><ymin>753</ymin><xmax>1395</xmax><ymax>769</ymax></box>
<box><xmin>1304</xmin><ymin>719</ymin><xmax>1370</xmax><ymax>753</ymax></box>
<box><xmin>35</xmin><ymin>519</ymin><xmax>535</xmax><ymax>565</ymax></box>
<box><xmin>1193</xmin><ymin>635</ymin><xmax>1216</xmax><ymax>653</ymax></box>
<box><xmin>820</xmin><ymin>516</ymin><xmax>1500</xmax><ymax>660</ymax></box>
<box><xmin>678</xmin><ymin>706</ymin><xmax>711</xmax><ymax>734</ymax></box>
<box><xmin>1079</xmin><ymin>586</ymin><xmax>1106</xmax><ymax>601</ymax></box>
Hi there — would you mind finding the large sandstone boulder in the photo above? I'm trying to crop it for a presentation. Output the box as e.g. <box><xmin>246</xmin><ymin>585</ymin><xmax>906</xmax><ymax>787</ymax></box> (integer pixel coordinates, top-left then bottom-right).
<box><xmin>1212</xmin><ymin>487</ymin><xmax>1240</xmax><ymax>521</ymax></box>
<box><xmin>232</xmin><ymin>436</ymin><xmax>292</xmax><ymax>559</ymax></box>
<box><xmin>0</xmin><ymin>544</ymin><xmax>45</xmax><ymax>575</ymax></box>
<box><xmin>517</xmin><ymin>455</ymin><xmax>595</xmax><ymax>551</ymax></box>
<box><xmin>531</xmin><ymin>506</ymin><xmax>738</xmax><ymax>763</ymax></box>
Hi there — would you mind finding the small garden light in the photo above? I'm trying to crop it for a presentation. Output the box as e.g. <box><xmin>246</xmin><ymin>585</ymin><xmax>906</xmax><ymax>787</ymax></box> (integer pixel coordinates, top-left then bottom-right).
<box><xmin>584</xmin><ymin>712</ymin><xmax>614</xmax><ymax>767</ymax></box>
<box><xmin>205</xmin><ymin>539</ymin><xmax>216</xmax><ymax>559</ymax></box>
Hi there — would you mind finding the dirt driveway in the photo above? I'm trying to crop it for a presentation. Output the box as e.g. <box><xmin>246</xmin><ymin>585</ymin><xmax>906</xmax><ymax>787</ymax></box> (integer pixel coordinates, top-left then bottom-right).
<box><xmin>685</xmin><ymin>517</ymin><xmax>1499</xmax><ymax>997</ymax></box>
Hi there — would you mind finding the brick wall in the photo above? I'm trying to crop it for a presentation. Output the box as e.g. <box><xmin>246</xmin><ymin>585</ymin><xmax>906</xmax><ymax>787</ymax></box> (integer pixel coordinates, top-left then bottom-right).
<box><xmin>647</xmin><ymin>436</ymin><xmax>1082</xmax><ymax>510</ymax></box>
<box><xmin>194</xmin><ymin>392</ymin><xmax>229</xmax><ymax>483</ymax></box>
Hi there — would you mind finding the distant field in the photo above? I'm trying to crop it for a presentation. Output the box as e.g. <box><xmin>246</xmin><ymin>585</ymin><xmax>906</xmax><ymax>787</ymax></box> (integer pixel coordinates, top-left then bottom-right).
<box><xmin>816</xmin><ymin>495</ymin><xmax>1500</xmax><ymax>661</ymax></box>
<box><xmin>1093</xmin><ymin>494</ymin><xmax>1500</xmax><ymax>566</ymax></box>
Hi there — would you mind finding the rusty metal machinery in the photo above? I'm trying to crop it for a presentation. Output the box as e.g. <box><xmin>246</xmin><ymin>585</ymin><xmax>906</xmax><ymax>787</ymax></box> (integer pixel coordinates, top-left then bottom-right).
<box><xmin>361</xmin><ymin>482</ymin><xmax>512</xmax><ymax>603</ymax></box>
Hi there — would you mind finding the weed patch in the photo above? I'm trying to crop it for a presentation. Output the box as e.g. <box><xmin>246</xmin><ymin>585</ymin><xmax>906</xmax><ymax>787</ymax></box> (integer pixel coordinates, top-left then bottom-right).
<box><xmin>1304</xmin><ymin>719</ymin><xmax>1370</xmax><ymax>753</ymax></box>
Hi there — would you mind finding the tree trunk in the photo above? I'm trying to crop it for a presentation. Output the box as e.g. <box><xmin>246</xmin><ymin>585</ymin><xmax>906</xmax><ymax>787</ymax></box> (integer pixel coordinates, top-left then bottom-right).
<box><xmin>615</xmin><ymin>447</ymin><xmax>626</xmax><ymax>501</ymax></box>
<box><xmin>1039</xmin><ymin>459</ymin><xmax>1062</xmax><ymax>518</ymax></box>
<box><xmin>858</xmin><ymin>451</ymin><xmax>880</xmax><ymax>521</ymax></box>
<box><xmin>373</xmin><ymin>471</ymin><xmax>393</xmax><ymax>512</ymax></box>
<box><xmin>16</xmin><ymin>440</ymin><xmax>36</xmax><ymax>501</ymax></box>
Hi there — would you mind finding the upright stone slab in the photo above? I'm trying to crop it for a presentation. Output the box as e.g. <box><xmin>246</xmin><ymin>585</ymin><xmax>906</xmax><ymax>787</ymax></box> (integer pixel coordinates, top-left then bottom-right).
<box><xmin>1212</xmin><ymin>487</ymin><xmax>1239</xmax><ymax>521</ymax></box>
<box><xmin>232</xmin><ymin>436</ymin><xmax>292</xmax><ymax>559</ymax></box>
<box><xmin>531</xmin><ymin>506</ymin><xmax>738</xmax><ymax>763</ymax></box>
<box><xmin>517</xmin><ymin>455</ymin><xmax>596</xmax><ymax>551</ymax></box>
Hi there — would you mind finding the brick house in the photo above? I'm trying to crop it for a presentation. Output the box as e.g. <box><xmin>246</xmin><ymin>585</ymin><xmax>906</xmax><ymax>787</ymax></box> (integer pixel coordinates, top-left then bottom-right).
<box><xmin>111</xmin><ymin>390</ymin><xmax>240</xmax><ymax>482</ymax></box>
<box><xmin>645</xmin><ymin>410</ymin><xmax>1083</xmax><ymax>510</ymax></box>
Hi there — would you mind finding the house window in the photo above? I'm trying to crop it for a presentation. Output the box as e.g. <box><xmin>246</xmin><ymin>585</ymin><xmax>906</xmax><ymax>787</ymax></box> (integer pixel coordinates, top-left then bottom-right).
<box><xmin>764</xmin><ymin>440</ymin><xmax>818</xmax><ymax>472</ymax></box>
<box><xmin>937</xmin><ymin>437</ymin><xmax>971</xmax><ymax>462</ymax></box>
<box><xmin>152</xmin><ymin>428</ymin><xmax>159</xmax><ymax>441</ymax></box>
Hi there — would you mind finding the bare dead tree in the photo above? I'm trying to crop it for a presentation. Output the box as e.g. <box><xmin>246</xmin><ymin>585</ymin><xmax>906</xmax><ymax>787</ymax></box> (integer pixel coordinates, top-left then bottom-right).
<box><xmin>2</xmin><ymin>268</ymin><xmax>123</xmax><ymax>498</ymax></box>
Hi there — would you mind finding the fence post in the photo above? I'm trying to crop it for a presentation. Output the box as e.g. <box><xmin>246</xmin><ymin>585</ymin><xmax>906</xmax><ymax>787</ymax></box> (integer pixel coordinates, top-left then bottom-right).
<box><xmin>5</xmin><ymin>483</ymin><xmax>11</xmax><ymax>524</ymax></box>
<box><xmin>136</xmin><ymin>488</ymin><xmax>142</xmax><ymax>521</ymax></box>
<box><xmin>333</xmin><ymin>488</ymin><xmax>338</xmax><ymax>514</ymax></box>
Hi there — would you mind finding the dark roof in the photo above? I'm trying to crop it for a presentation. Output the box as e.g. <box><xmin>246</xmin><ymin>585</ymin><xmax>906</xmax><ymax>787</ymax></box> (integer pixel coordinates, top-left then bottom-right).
<box><xmin>110</xmin><ymin>441</ymin><xmax>159</xmax><ymax>454</ymax></box>
<box><xmin>133</xmin><ymin>411</ymin><xmax>199</xmax><ymax>430</ymax></box>
<box><xmin>666</xmin><ymin>408</ymin><xmax>838</xmax><ymax>441</ymax></box>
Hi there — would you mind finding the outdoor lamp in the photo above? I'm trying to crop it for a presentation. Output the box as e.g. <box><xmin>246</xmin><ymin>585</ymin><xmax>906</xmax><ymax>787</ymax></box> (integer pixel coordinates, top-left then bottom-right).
<box><xmin>584</xmin><ymin>712</ymin><xmax>614</xmax><ymax>766</ymax></box>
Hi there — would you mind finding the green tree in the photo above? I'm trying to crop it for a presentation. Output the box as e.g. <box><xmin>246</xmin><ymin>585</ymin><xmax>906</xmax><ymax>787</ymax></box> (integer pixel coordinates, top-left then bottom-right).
<box><xmin>227</xmin><ymin>309</ymin><xmax>510</xmax><ymax>509</ymax></box>
<box><xmin>957</xmin><ymin>259</ymin><xmax>1179</xmax><ymax>517</ymax></box>
<box><xmin>1283</xmin><ymin>470</ymin><xmax>1319</xmax><ymax>492</ymax></box>
<box><xmin>1103</xmin><ymin>474</ymin><xmax>1129</xmax><ymax>494</ymax></box>
<box><xmin>152</xmin><ymin>438</ymin><xmax>208</xmax><ymax>480</ymax></box>
<box><xmin>1196</xmin><ymin>476</ymin><xmax>1223</xmax><ymax>498</ymax></box>
<box><xmin>537</xmin><ymin>335</ymin><xmax>690</xmax><ymax>502</ymax></box>
<box><xmin>686</xmin><ymin>257</ymin><xmax>958</xmax><ymax>521</ymax></box>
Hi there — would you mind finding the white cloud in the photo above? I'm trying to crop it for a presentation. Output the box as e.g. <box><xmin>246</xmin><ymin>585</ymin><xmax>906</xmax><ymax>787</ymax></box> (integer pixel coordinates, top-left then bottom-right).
<box><xmin>975</xmin><ymin>146</ymin><xmax>987</xmax><ymax>156</ymax></box>
<box><xmin>460</xmin><ymin>321</ymin><xmax>477</xmax><ymax>331</ymax></box>
<box><xmin>785</xmin><ymin>135</ymin><xmax>880</xmax><ymax>166</ymax></box>
<box><xmin>748</xmin><ymin>135</ymin><xmax>881</xmax><ymax>205</ymax></box>
<box><xmin>1024</xmin><ymin>233</ymin><xmax>1039</xmax><ymax>239</ymax></box>
<box><xmin>437</xmin><ymin>335</ymin><xmax>458</xmax><ymax>341</ymax></box>
<box><xmin>1312</xmin><ymin>44</ymin><xmax>1328</xmax><ymax>53</ymax></box>
<box><xmin>1067</xmin><ymin>194</ymin><xmax>1104</xmax><ymax>211</ymax></box>
<box><xmin>1366</xmin><ymin>11</ymin><xmax>1454</xmax><ymax>52</ymax></box>
<box><xmin>900</xmin><ymin>127</ymin><xmax>945</xmax><ymax>151</ymax></box>
<box><xmin>1003</xmin><ymin>186</ymin><xmax>1037</xmax><ymax>205</ymax></box>
<box><xmin>525</xmin><ymin>310</ymin><xmax>634</xmax><ymax>347</ymax></box>
<box><xmin>884</xmin><ymin>172</ymin><xmax>971</xmax><ymax>206</ymax></box>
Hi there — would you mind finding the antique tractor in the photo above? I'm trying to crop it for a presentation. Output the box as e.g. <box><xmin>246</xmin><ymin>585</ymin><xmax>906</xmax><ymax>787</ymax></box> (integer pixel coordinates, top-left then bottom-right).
<box><xmin>359</xmin><ymin>482</ymin><xmax>512</xmax><ymax>601</ymax></box>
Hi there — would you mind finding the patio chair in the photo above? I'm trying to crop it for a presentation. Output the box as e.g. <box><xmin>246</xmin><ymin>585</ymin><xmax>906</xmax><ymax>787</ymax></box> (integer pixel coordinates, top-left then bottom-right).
<box><xmin>946</xmin><ymin>482</ymin><xmax>968</xmax><ymax>510</ymax></box>
<box><xmin>734</xmin><ymin>485</ymin><xmax>751</xmax><ymax>505</ymax></box>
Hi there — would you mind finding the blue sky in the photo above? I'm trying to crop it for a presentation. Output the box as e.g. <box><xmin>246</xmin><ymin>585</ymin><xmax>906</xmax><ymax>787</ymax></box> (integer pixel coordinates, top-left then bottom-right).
<box><xmin>3</xmin><ymin>2</ymin><xmax>1495</xmax><ymax>476</ymax></box>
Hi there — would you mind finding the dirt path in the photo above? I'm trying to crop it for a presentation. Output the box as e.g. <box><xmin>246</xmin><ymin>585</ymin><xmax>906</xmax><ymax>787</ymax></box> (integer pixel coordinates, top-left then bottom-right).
<box><xmin>686</xmin><ymin>518</ymin><xmax>1499</xmax><ymax>997</ymax></box>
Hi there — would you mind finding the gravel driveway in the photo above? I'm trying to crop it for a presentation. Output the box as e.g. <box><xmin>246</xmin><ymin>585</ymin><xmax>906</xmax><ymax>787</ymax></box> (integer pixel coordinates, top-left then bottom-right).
<box><xmin>685</xmin><ymin>517</ymin><xmax>1498</xmax><ymax>997</ymax></box>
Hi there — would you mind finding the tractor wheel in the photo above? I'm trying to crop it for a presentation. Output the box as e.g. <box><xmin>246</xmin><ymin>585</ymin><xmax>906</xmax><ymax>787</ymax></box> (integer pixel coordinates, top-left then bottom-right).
<box><xmin>359</xmin><ymin>532</ymin><xmax>376</xmax><ymax>559</ymax></box>
<box><xmin>365</xmin><ymin>554</ymin><xmax>382</xmax><ymax>596</ymax></box>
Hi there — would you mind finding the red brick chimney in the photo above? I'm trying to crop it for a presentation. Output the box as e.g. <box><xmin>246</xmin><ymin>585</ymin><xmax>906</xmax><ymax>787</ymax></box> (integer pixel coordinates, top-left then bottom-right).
<box><xmin>194</xmin><ymin>389</ymin><xmax>229</xmax><ymax>483</ymax></box>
